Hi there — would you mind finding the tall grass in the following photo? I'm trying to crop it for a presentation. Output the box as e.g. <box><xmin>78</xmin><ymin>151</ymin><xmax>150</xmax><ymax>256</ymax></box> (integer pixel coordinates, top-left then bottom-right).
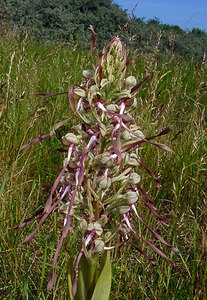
<box><xmin>0</xmin><ymin>36</ymin><xmax>206</xmax><ymax>299</ymax></box>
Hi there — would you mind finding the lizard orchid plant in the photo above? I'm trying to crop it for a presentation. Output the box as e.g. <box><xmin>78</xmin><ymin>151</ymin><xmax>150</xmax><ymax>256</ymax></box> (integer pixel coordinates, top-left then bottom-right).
<box><xmin>18</xmin><ymin>27</ymin><xmax>178</xmax><ymax>300</ymax></box>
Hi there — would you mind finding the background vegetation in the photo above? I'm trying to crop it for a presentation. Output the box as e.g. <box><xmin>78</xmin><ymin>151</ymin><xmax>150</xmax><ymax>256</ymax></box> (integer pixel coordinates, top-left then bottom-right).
<box><xmin>0</xmin><ymin>0</ymin><xmax>207</xmax><ymax>61</ymax></box>
<box><xmin>0</xmin><ymin>1</ymin><xmax>207</xmax><ymax>299</ymax></box>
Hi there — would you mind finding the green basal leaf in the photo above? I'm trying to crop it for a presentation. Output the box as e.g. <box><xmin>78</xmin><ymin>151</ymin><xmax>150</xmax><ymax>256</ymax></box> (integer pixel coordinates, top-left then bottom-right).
<box><xmin>75</xmin><ymin>257</ymin><xmax>88</xmax><ymax>300</ymax></box>
<box><xmin>68</xmin><ymin>255</ymin><xmax>74</xmax><ymax>300</ymax></box>
<box><xmin>75</xmin><ymin>255</ymin><xmax>98</xmax><ymax>300</ymax></box>
<box><xmin>91</xmin><ymin>251</ymin><xmax>112</xmax><ymax>300</ymax></box>
<box><xmin>76</xmin><ymin>269</ymin><xmax>87</xmax><ymax>300</ymax></box>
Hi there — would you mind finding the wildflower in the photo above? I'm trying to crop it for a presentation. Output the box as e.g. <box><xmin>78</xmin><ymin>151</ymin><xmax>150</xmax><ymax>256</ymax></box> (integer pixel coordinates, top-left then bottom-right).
<box><xmin>94</xmin><ymin>238</ymin><xmax>105</xmax><ymax>253</ymax></box>
<box><xmin>98</xmin><ymin>175</ymin><xmax>112</xmax><ymax>190</ymax></box>
<box><xmin>125</xmin><ymin>76</ymin><xmax>137</xmax><ymax>88</ymax></box>
<box><xmin>129</xmin><ymin>173</ymin><xmax>141</xmax><ymax>184</ymax></box>
<box><xmin>74</xmin><ymin>87</ymin><xmax>86</xmax><ymax>97</ymax></box>
<box><xmin>79</xmin><ymin>219</ymin><xmax>88</xmax><ymax>232</ymax></box>
<box><xmin>125</xmin><ymin>190</ymin><xmax>139</xmax><ymax>204</ymax></box>
<box><xmin>119</xmin><ymin>206</ymin><xmax>130</xmax><ymax>214</ymax></box>
<box><xmin>87</xmin><ymin>222</ymin><xmax>103</xmax><ymax>236</ymax></box>
<box><xmin>83</xmin><ymin>69</ymin><xmax>95</xmax><ymax>79</ymax></box>
<box><xmin>62</xmin><ymin>133</ymin><xmax>79</xmax><ymax>145</ymax></box>
<box><xmin>19</xmin><ymin>30</ymin><xmax>177</xmax><ymax>299</ymax></box>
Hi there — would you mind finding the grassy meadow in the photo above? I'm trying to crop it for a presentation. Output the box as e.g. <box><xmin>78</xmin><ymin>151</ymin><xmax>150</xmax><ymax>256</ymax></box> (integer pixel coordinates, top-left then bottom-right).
<box><xmin>0</xmin><ymin>35</ymin><xmax>206</xmax><ymax>299</ymax></box>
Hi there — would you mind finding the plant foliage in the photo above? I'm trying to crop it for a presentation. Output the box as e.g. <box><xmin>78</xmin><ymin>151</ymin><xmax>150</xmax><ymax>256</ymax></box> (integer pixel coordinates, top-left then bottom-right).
<box><xmin>1</xmin><ymin>0</ymin><xmax>207</xmax><ymax>61</ymax></box>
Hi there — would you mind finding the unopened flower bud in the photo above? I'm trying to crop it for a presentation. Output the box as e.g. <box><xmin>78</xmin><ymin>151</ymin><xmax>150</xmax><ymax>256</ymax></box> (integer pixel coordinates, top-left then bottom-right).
<box><xmin>94</xmin><ymin>238</ymin><xmax>105</xmax><ymax>253</ymax></box>
<box><xmin>62</xmin><ymin>133</ymin><xmax>79</xmax><ymax>145</ymax></box>
<box><xmin>129</xmin><ymin>173</ymin><xmax>141</xmax><ymax>184</ymax></box>
<box><xmin>74</xmin><ymin>88</ymin><xmax>86</xmax><ymax>98</ymax></box>
<box><xmin>106</xmin><ymin>37</ymin><xmax>126</xmax><ymax>73</ymax></box>
<box><xmin>100</xmin><ymin>152</ymin><xmax>111</xmax><ymax>165</ymax></box>
<box><xmin>119</xmin><ymin>205</ymin><xmax>130</xmax><ymax>214</ymax></box>
<box><xmin>89</xmin><ymin>85</ymin><xmax>98</xmax><ymax>94</ymax></box>
<box><xmin>125</xmin><ymin>190</ymin><xmax>138</xmax><ymax>204</ymax></box>
<box><xmin>122</xmin><ymin>130</ymin><xmax>131</xmax><ymax>141</ymax></box>
<box><xmin>79</xmin><ymin>219</ymin><xmax>88</xmax><ymax>232</ymax></box>
<box><xmin>134</xmin><ymin>130</ymin><xmax>145</xmax><ymax>141</ymax></box>
<box><xmin>128</xmin><ymin>153</ymin><xmax>140</xmax><ymax>166</ymax></box>
<box><xmin>98</xmin><ymin>175</ymin><xmax>112</xmax><ymax>190</ymax></box>
<box><xmin>125</xmin><ymin>76</ymin><xmax>137</xmax><ymax>88</ymax></box>
<box><xmin>83</xmin><ymin>70</ymin><xmax>94</xmax><ymax>79</ymax></box>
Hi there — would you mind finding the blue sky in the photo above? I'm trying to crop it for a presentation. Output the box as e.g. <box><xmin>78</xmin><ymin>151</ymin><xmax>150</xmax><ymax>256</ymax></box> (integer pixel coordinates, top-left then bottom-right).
<box><xmin>114</xmin><ymin>0</ymin><xmax>207</xmax><ymax>31</ymax></box>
